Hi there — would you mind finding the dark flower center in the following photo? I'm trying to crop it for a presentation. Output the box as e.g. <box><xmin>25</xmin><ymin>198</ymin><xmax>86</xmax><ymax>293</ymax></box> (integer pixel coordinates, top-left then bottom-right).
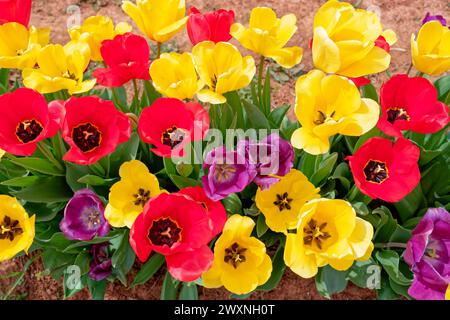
<box><xmin>303</xmin><ymin>219</ymin><xmax>331</xmax><ymax>250</ymax></box>
<box><xmin>364</xmin><ymin>160</ymin><xmax>389</xmax><ymax>184</ymax></box>
<box><xmin>387</xmin><ymin>107</ymin><xmax>410</xmax><ymax>123</ymax></box>
<box><xmin>273</xmin><ymin>192</ymin><xmax>293</xmax><ymax>211</ymax></box>
<box><xmin>16</xmin><ymin>119</ymin><xmax>43</xmax><ymax>143</ymax></box>
<box><xmin>161</xmin><ymin>126</ymin><xmax>186</xmax><ymax>149</ymax></box>
<box><xmin>133</xmin><ymin>188</ymin><xmax>151</xmax><ymax>207</ymax></box>
<box><xmin>0</xmin><ymin>215</ymin><xmax>23</xmax><ymax>241</ymax></box>
<box><xmin>224</xmin><ymin>242</ymin><xmax>247</xmax><ymax>269</ymax></box>
<box><xmin>314</xmin><ymin>110</ymin><xmax>336</xmax><ymax>125</ymax></box>
<box><xmin>72</xmin><ymin>123</ymin><xmax>102</xmax><ymax>153</ymax></box>
<box><xmin>85</xmin><ymin>209</ymin><xmax>101</xmax><ymax>229</ymax></box>
<box><xmin>148</xmin><ymin>217</ymin><xmax>182</xmax><ymax>247</ymax></box>
<box><xmin>214</xmin><ymin>164</ymin><xmax>237</xmax><ymax>182</ymax></box>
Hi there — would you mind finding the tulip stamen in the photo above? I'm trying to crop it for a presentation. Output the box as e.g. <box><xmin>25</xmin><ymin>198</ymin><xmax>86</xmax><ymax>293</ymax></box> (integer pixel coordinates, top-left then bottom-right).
<box><xmin>214</xmin><ymin>164</ymin><xmax>237</xmax><ymax>182</ymax></box>
<box><xmin>303</xmin><ymin>219</ymin><xmax>331</xmax><ymax>250</ymax></box>
<box><xmin>72</xmin><ymin>122</ymin><xmax>102</xmax><ymax>153</ymax></box>
<box><xmin>148</xmin><ymin>217</ymin><xmax>182</xmax><ymax>247</ymax></box>
<box><xmin>161</xmin><ymin>126</ymin><xmax>186</xmax><ymax>148</ymax></box>
<box><xmin>387</xmin><ymin>107</ymin><xmax>410</xmax><ymax>123</ymax></box>
<box><xmin>85</xmin><ymin>209</ymin><xmax>101</xmax><ymax>229</ymax></box>
<box><xmin>273</xmin><ymin>192</ymin><xmax>293</xmax><ymax>211</ymax></box>
<box><xmin>364</xmin><ymin>160</ymin><xmax>389</xmax><ymax>184</ymax></box>
<box><xmin>16</xmin><ymin>119</ymin><xmax>44</xmax><ymax>143</ymax></box>
<box><xmin>0</xmin><ymin>215</ymin><xmax>23</xmax><ymax>241</ymax></box>
<box><xmin>314</xmin><ymin>110</ymin><xmax>336</xmax><ymax>125</ymax></box>
<box><xmin>224</xmin><ymin>242</ymin><xmax>247</xmax><ymax>268</ymax></box>
<box><xmin>133</xmin><ymin>188</ymin><xmax>151</xmax><ymax>207</ymax></box>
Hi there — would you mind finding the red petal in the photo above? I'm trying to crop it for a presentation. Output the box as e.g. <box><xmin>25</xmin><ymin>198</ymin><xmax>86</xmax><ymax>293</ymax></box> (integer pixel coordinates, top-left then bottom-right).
<box><xmin>166</xmin><ymin>245</ymin><xmax>214</xmax><ymax>282</ymax></box>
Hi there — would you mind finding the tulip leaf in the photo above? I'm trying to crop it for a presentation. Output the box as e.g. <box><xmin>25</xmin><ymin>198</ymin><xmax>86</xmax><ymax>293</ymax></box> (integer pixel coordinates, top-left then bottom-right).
<box><xmin>256</xmin><ymin>214</ymin><xmax>269</xmax><ymax>238</ymax></box>
<box><xmin>353</xmin><ymin>127</ymin><xmax>382</xmax><ymax>152</ymax></box>
<box><xmin>315</xmin><ymin>265</ymin><xmax>349</xmax><ymax>299</ymax></box>
<box><xmin>262</xmin><ymin>68</ymin><xmax>271</xmax><ymax>116</ymax></box>
<box><xmin>77</xmin><ymin>174</ymin><xmax>117</xmax><ymax>186</ymax></box>
<box><xmin>74</xmin><ymin>250</ymin><xmax>91</xmax><ymax>276</ymax></box>
<box><xmin>361</xmin><ymin>83</ymin><xmax>379</xmax><ymax>102</ymax></box>
<box><xmin>8</xmin><ymin>157</ymin><xmax>65</xmax><ymax>176</ymax></box>
<box><xmin>222</xmin><ymin>193</ymin><xmax>242</xmax><ymax>214</ymax></box>
<box><xmin>348</xmin><ymin>259</ymin><xmax>381</xmax><ymax>289</ymax></box>
<box><xmin>375</xmin><ymin>250</ymin><xmax>413</xmax><ymax>287</ymax></box>
<box><xmin>169</xmin><ymin>174</ymin><xmax>201</xmax><ymax>189</ymax></box>
<box><xmin>372</xmin><ymin>206</ymin><xmax>398</xmax><ymax>243</ymax></box>
<box><xmin>161</xmin><ymin>272</ymin><xmax>180</xmax><ymax>300</ymax></box>
<box><xmin>132</xmin><ymin>253</ymin><xmax>165</xmax><ymax>287</ymax></box>
<box><xmin>242</xmin><ymin>100</ymin><xmax>271</xmax><ymax>130</ymax></box>
<box><xmin>394</xmin><ymin>184</ymin><xmax>426</xmax><ymax>223</ymax></box>
<box><xmin>224</xmin><ymin>91</ymin><xmax>245</xmax><ymax>129</ymax></box>
<box><xmin>87</xmin><ymin>278</ymin><xmax>106</xmax><ymax>300</ymax></box>
<box><xmin>66</xmin><ymin>162</ymin><xmax>91</xmax><ymax>192</ymax></box>
<box><xmin>111</xmin><ymin>230</ymin><xmax>136</xmax><ymax>286</ymax></box>
<box><xmin>62</xmin><ymin>232</ymin><xmax>122</xmax><ymax>253</ymax></box>
<box><xmin>269</xmin><ymin>104</ymin><xmax>291</xmax><ymax>128</ymax></box>
<box><xmin>258</xmin><ymin>244</ymin><xmax>285</xmax><ymax>291</ymax></box>
<box><xmin>377</xmin><ymin>274</ymin><xmax>400</xmax><ymax>300</ymax></box>
<box><xmin>0</xmin><ymin>175</ymin><xmax>42</xmax><ymax>187</ymax></box>
<box><xmin>11</xmin><ymin>176</ymin><xmax>73</xmax><ymax>203</ymax></box>
<box><xmin>434</xmin><ymin>74</ymin><xmax>450</xmax><ymax>102</ymax></box>
<box><xmin>179</xmin><ymin>282</ymin><xmax>198</xmax><ymax>300</ymax></box>
<box><xmin>310</xmin><ymin>152</ymin><xmax>338</xmax><ymax>186</ymax></box>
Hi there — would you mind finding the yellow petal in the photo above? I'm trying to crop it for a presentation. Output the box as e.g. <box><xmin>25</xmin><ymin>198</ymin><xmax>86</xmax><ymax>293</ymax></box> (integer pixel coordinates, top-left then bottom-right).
<box><xmin>312</xmin><ymin>27</ymin><xmax>340</xmax><ymax>74</ymax></box>
<box><xmin>222</xmin><ymin>215</ymin><xmax>255</xmax><ymax>238</ymax></box>
<box><xmin>291</xmin><ymin>127</ymin><xmax>330</xmax><ymax>155</ymax></box>
<box><xmin>417</xmin><ymin>21</ymin><xmax>445</xmax><ymax>55</ymax></box>
<box><xmin>445</xmin><ymin>284</ymin><xmax>450</xmax><ymax>300</ymax></box>
<box><xmin>104</xmin><ymin>204</ymin><xmax>127</xmax><ymax>228</ymax></box>
<box><xmin>202</xmin><ymin>262</ymin><xmax>223</xmax><ymax>289</ymax></box>
<box><xmin>256</xmin><ymin>254</ymin><xmax>273</xmax><ymax>285</ymax></box>
<box><xmin>249</xmin><ymin>7</ymin><xmax>278</xmax><ymax>30</ymax></box>
<box><xmin>382</xmin><ymin>29</ymin><xmax>397</xmax><ymax>45</ymax></box>
<box><xmin>284</xmin><ymin>233</ymin><xmax>318</xmax><ymax>278</ymax></box>
<box><xmin>339</xmin><ymin>98</ymin><xmax>380</xmax><ymax>136</ymax></box>
<box><xmin>153</xmin><ymin>16</ymin><xmax>188</xmax><ymax>43</ymax></box>
<box><xmin>338</xmin><ymin>46</ymin><xmax>391</xmax><ymax>77</ymax></box>
<box><xmin>357</xmin><ymin>242</ymin><xmax>374</xmax><ymax>262</ymax></box>
<box><xmin>267</xmin><ymin>46</ymin><xmax>303</xmax><ymax>68</ymax></box>
<box><xmin>196</xmin><ymin>89</ymin><xmax>227</xmax><ymax>104</ymax></box>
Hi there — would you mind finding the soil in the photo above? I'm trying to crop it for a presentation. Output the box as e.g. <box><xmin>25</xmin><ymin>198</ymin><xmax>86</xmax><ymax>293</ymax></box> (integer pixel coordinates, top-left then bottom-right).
<box><xmin>0</xmin><ymin>0</ymin><xmax>447</xmax><ymax>300</ymax></box>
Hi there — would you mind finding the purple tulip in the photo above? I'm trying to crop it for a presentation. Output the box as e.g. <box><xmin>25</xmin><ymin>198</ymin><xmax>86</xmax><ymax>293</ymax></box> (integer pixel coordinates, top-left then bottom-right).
<box><xmin>404</xmin><ymin>208</ymin><xmax>450</xmax><ymax>300</ymax></box>
<box><xmin>60</xmin><ymin>189</ymin><xmax>110</xmax><ymax>241</ymax></box>
<box><xmin>422</xmin><ymin>12</ymin><xmax>447</xmax><ymax>26</ymax></box>
<box><xmin>89</xmin><ymin>243</ymin><xmax>112</xmax><ymax>281</ymax></box>
<box><xmin>202</xmin><ymin>146</ymin><xmax>256</xmax><ymax>201</ymax></box>
<box><xmin>237</xmin><ymin>133</ymin><xmax>294</xmax><ymax>190</ymax></box>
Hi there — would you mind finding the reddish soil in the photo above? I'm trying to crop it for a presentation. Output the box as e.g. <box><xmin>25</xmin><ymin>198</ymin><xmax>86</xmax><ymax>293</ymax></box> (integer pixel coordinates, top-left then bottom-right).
<box><xmin>1</xmin><ymin>0</ymin><xmax>446</xmax><ymax>300</ymax></box>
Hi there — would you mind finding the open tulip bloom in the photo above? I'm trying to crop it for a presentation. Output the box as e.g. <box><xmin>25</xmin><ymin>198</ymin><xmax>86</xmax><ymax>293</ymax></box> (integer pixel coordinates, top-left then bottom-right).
<box><xmin>0</xmin><ymin>0</ymin><xmax>449</xmax><ymax>301</ymax></box>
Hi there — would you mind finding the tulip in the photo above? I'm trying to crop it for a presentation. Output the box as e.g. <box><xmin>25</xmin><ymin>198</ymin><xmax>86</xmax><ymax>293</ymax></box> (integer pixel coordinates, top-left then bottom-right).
<box><xmin>0</xmin><ymin>0</ymin><xmax>32</xmax><ymax>26</ymax></box>
<box><xmin>187</xmin><ymin>7</ymin><xmax>234</xmax><ymax>45</ymax></box>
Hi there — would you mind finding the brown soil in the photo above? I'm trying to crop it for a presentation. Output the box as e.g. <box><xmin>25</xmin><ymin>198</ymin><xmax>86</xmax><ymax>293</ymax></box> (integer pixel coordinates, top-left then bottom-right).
<box><xmin>1</xmin><ymin>0</ymin><xmax>446</xmax><ymax>300</ymax></box>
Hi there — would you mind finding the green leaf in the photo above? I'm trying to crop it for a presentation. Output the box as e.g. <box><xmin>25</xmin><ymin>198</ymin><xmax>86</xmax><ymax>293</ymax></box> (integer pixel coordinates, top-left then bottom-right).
<box><xmin>348</xmin><ymin>259</ymin><xmax>381</xmax><ymax>289</ymax></box>
<box><xmin>62</xmin><ymin>232</ymin><xmax>121</xmax><ymax>252</ymax></box>
<box><xmin>269</xmin><ymin>104</ymin><xmax>291</xmax><ymax>128</ymax></box>
<box><xmin>222</xmin><ymin>193</ymin><xmax>242</xmax><ymax>215</ymax></box>
<box><xmin>372</xmin><ymin>206</ymin><xmax>398</xmax><ymax>243</ymax></box>
<box><xmin>434</xmin><ymin>74</ymin><xmax>450</xmax><ymax>102</ymax></box>
<box><xmin>375</xmin><ymin>250</ymin><xmax>413</xmax><ymax>286</ymax></box>
<box><xmin>169</xmin><ymin>174</ymin><xmax>200</xmax><ymax>189</ymax></box>
<box><xmin>354</xmin><ymin>127</ymin><xmax>382</xmax><ymax>152</ymax></box>
<box><xmin>87</xmin><ymin>278</ymin><xmax>106</xmax><ymax>300</ymax></box>
<box><xmin>161</xmin><ymin>272</ymin><xmax>180</xmax><ymax>300</ymax></box>
<box><xmin>377</xmin><ymin>274</ymin><xmax>399</xmax><ymax>300</ymax></box>
<box><xmin>257</xmin><ymin>244</ymin><xmax>285</xmax><ymax>291</ymax></box>
<box><xmin>242</xmin><ymin>100</ymin><xmax>271</xmax><ymax>130</ymax></box>
<box><xmin>179</xmin><ymin>283</ymin><xmax>198</xmax><ymax>300</ymax></box>
<box><xmin>65</xmin><ymin>162</ymin><xmax>90</xmax><ymax>192</ymax></box>
<box><xmin>310</xmin><ymin>153</ymin><xmax>338</xmax><ymax>186</ymax></box>
<box><xmin>163</xmin><ymin>157</ymin><xmax>177</xmax><ymax>175</ymax></box>
<box><xmin>224</xmin><ymin>91</ymin><xmax>245</xmax><ymax>129</ymax></box>
<box><xmin>256</xmin><ymin>214</ymin><xmax>268</xmax><ymax>238</ymax></box>
<box><xmin>112</xmin><ymin>230</ymin><xmax>136</xmax><ymax>286</ymax></box>
<box><xmin>394</xmin><ymin>184</ymin><xmax>426</xmax><ymax>223</ymax></box>
<box><xmin>315</xmin><ymin>265</ymin><xmax>348</xmax><ymax>299</ymax></box>
<box><xmin>262</xmin><ymin>68</ymin><xmax>271</xmax><ymax>116</ymax></box>
<box><xmin>64</xmin><ymin>273</ymin><xmax>86</xmax><ymax>299</ymax></box>
<box><xmin>74</xmin><ymin>250</ymin><xmax>91</xmax><ymax>275</ymax></box>
<box><xmin>77</xmin><ymin>174</ymin><xmax>117</xmax><ymax>186</ymax></box>
<box><xmin>299</xmin><ymin>152</ymin><xmax>317</xmax><ymax>179</ymax></box>
<box><xmin>11</xmin><ymin>176</ymin><xmax>73</xmax><ymax>203</ymax></box>
<box><xmin>41</xmin><ymin>248</ymin><xmax>77</xmax><ymax>279</ymax></box>
<box><xmin>132</xmin><ymin>254</ymin><xmax>165</xmax><ymax>287</ymax></box>
<box><xmin>8</xmin><ymin>157</ymin><xmax>65</xmax><ymax>176</ymax></box>
<box><xmin>361</xmin><ymin>83</ymin><xmax>378</xmax><ymax>102</ymax></box>
<box><xmin>1</xmin><ymin>176</ymin><xmax>41</xmax><ymax>187</ymax></box>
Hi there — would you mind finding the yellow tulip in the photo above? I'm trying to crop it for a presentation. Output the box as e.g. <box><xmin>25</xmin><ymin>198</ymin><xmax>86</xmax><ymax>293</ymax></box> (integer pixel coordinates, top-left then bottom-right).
<box><xmin>411</xmin><ymin>21</ymin><xmax>450</xmax><ymax>76</ymax></box>
<box><xmin>230</xmin><ymin>7</ymin><xmax>303</xmax><ymax>69</ymax></box>
<box><xmin>0</xmin><ymin>22</ymin><xmax>50</xmax><ymax>70</ymax></box>
<box><xmin>105</xmin><ymin>160</ymin><xmax>162</xmax><ymax>228</ymax></box>
<box><xmin>122</xmin><ymin>0</ymin><xmax>188</xmax><ymax>43</ymax></box>
<box><xmin>0</xmin><ymin>195</ymin><xmax>35</xmax><ymax>262</ymax></box>
<box><xmin>202</xmin><ymin>215</ymin><xmax>272</xmax><ymax>295</ymax></box>
<box><xmin>284</xmin><ymin>198</ymin><xmax>374</xmax><ymax>278</ymax></box>
<box><xmin>312</xmin><ymin>0</ymin><xmax>397</xmax><ymax>77</ymax></box>
<box><xmin>255</xmin><ymin>169</ymin><xmax>320</xmax><ymax>234</ymax></box>
<box><xmin>150</xmin><ymin>52</ymin><xmax>204</xmax><ymax>100</ymax></box>
<box><xmin>191</xmin><ymin>41</ymin><xmax>255</xmax><ymax>104</ymax></box>
<box><xmin>22</xmin><ymin>40</ymin><xmax>96</xmax><ymax>95</ymax></box>
<box><xmin>69</xmin><ymin>15</ymin><xmax>132</xmax><ymax>62</ymax></box>
<box><xmin>291</xmin><ymin>69</ymin><xmax>379</xmax><ymax>155</ymax></box>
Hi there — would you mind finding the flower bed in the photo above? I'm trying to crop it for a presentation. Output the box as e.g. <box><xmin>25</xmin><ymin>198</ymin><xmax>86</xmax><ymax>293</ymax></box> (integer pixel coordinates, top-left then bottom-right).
<box><xmin>0</xmin><ymin>0</ymin><xmax>449</xmax><ymax>300</ymax></box>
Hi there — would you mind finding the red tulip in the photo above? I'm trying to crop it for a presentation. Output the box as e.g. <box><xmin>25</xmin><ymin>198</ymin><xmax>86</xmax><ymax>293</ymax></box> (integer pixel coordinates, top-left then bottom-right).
<box><xmin>130</xmin><ymin>193</ymin><xmax>214</xmax><ymax>282</ymax></box>
<box><xmin>377</xmin><ymin>74</ymin><xmax>449</xmax><ymax>138</ymax></box>
<box><xmin>375</xmin><ymin>35</ymin><xmax>390</xmax><ymax>53</ymax></box>
<box><xmin>0</xmin><ymin>88</ymin><xmax>63</xmax><ymax>156</ymax></box>
<box><xmin>187</xmin><ymin>7</ymin><xmax>235</xmax><ymax>45</ymax></box>
<box><xmin>61</xmin><ymin>96</ymin><xmax>131</xmax><ymax>165</ymax></box>
<box><xmin>178</xmin><ymin>186</ymin><xmax>227</xmax><ymax>236</ymax></box>
<box><xmin>0</xmin><ymin>0</ymin><xmax>32</xmax><ymax>26</ymax></box>
<box><xmin>138</xmin><ymin>98</ymin><xmax>209</xmax><ymax>158</ymax></box>
<box><xmin>93</xmin><ymin>33</ymin><xmax>151</xmax><ymax>87</ymax></box>
<box><xmin>347</xmin><ymin>137</ymin><xmax>420</xmax><ymax>203</ymax></box>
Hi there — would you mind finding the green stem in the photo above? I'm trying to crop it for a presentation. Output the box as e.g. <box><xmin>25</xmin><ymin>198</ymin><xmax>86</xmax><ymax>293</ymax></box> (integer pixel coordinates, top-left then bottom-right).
<box><xmin>375</xmin><ymin>242</ymin><xmax>407</xmax><ymax>249</ymax></box>
<box><xmin>111</xmin><ymin>87</ymin><xmax>126</xmax><ymax>112</ymax></box>
<box><xmin>156</xmin><ymin>42</ymin><xmax>161</xmax><ymax>59</ymax></box>
<box><xmin>37</xmin><ymin>142</ymin><xmax>65</xmax><ymax>172</ymax></box>
<box><xmin>257</xmin><ymin>55</ymin><xmax>265</xmax><ymax>99</ymax></box>
<box><xmin>406</xmin><ymin>63</ymin><xmax>413</xmax><ymax>76</ymax></box>
<box><xmin>132</xmin><ymin>79</ymin><xmax>140</xmax><ymax>108</ymax></box>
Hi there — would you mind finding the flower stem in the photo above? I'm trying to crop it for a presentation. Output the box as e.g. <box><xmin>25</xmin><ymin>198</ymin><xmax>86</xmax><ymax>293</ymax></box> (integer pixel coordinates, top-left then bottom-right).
<box><xmin>406</xmin><ymin>63</ymin><xmax>413</xmax><ymax>76</ymax></box>
<box><xmin>156</xmin><ymin>42</ymin><xmax>161</xmax><ymax>59</ymax></box>
<box><xmin>37</xmin><ymin>142</ymin><xmax>65</xmax><ymax>172</ymax></box>
<box><xmin>375</xmin><ymin>242</ymin><xmax>408</xmax><ymax>249</ymax></box>
<box><xmin>257</xmin><ymin>55</ymin><xmax>265</xmax><ymax>100</ymax></box>
<box><xmin>132</xmin><ymin>79</ymin><xmax>140</xmax><ymax>107</ymax></box>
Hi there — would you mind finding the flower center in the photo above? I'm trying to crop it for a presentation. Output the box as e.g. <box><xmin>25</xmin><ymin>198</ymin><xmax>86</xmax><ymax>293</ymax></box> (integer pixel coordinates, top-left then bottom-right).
<box><xmin>211</xmin><ymin>74</ymin><xmax>218</xmax><ymax>91</ymax></box>
<box><xmin>133</xmin><ymin>188</ymin><xmax>151</xmax><ymax>207</ymax></box>
<box><xmin>364</xmin><ymin>160</ymin><xmax>389</xmax><ymax>184</ymax></box>
<box><xmin>303</xmin><ymin>219</ymin><xmax>331</xmax><ymax>250</ymax></box>
<box><xmin>273</xmin><ymin>192</ymin><xmax>293</xmax><ymax>211</ymax></box>
<box><xmin>85</xmin><ymin>209</ymin><xmax>101</xmax><ymax>229</ymax></box>
<box><xmin>224</xmin><ymin>242</ymin><xmax>247</xmax><ymax>269</ymax></box>
<box><xmin>387</xmin><ymin>107</ymin><xmax>410</xmax><ymax>123</ymax></box>
<box><xmin>63</xmin><ymin>71</ymin><xmax>78</xmax><ymax>81</ymax></box>
<box><xmin>148</xmin><ymin>217</ymin><xmax>182</xmax><ymax>247</ymax></box>
<box><xmin>314</xmin><ymin>110</ymin><xmax>336</xmax><ymax>125</ymax></box>
<box><xmin>72</xmin><ymin>123</ymin><xmax>102</xmax><ymax>153</ymax></box>
<box><xmin>214</xmin><ymin>164</ymin><xmax>237</xmax><ymax>182</ymax></box>
<box><xmin>0</xmin><ymin>215</ymin><xmax>23</xmax><ymax>241</ymax></box>
<box><xmin>161</xmin><ymin>126</ymin><xmax>186</xmax><ymax>149</ymax></box>
<box><xmin>16</xmin><ymin>119</ymin><xmax>43</xmax><ymax>143</ymax></box>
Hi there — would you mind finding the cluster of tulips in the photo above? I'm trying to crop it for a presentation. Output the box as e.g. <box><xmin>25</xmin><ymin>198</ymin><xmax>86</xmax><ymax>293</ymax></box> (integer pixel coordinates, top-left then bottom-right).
<box><xmin>0</xmin><ymin>0</ymin><xmax>449</xmax><ymax>300</ymax></box>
